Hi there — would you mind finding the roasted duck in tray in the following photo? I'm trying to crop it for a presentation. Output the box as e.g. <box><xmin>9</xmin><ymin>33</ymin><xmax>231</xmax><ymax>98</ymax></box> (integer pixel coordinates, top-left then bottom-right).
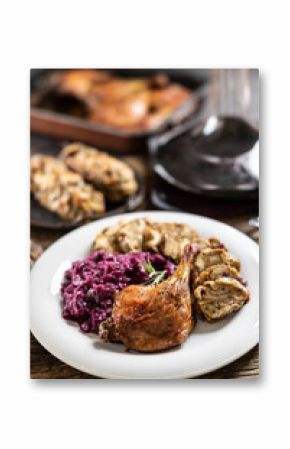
<box><xmin>33</xmin><ymin>69</ymin><xmax>195</xmax><ymax>132</ymax></box>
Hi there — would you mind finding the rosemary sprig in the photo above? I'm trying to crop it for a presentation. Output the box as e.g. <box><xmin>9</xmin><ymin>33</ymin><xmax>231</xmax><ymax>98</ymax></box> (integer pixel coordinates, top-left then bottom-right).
<box><xmin>142</xmin><ymin>258</ymin><xmax>167</xmax><ymax>286</ymax></box>
<box><xmin>150</xmin><ymin>270</ymin><xmax>167</xmax><ymax>286</ymax></box>
<box><xmin>144</xmin><ymin>259</ymin><xmax>155</xmax><ymax>274</ymax></box>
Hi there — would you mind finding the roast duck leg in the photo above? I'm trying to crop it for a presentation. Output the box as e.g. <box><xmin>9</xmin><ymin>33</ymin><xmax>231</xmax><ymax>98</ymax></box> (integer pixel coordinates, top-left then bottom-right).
<box><xmin>103</xmin><ymin>244</ymin><xmax>199</xmax><ymax>352</ymax></box>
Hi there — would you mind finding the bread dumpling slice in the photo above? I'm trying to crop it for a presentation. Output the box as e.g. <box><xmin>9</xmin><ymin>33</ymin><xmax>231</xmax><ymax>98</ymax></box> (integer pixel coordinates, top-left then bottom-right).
<box><xmin>207</xmin><ymin>237</ymin><xmax>225</xmax><ymax>249</ymax></box>
<box><xmin>194</xmin><ymin>263</ymin><xmax>242</xmax><ymax>287</ymax></box>
<box><xmin>194</xmin><ymin>248</ymin><xmax>240</xmax><ymax>275</ymax></box>
<box><xmin>194</xmin><ymin>277</ymin><xmax>249</xmax><ymax>321</ymax></box>
<box><xmin>60</xmin><ymin>143</ymin><xmax>138</xmax><ymax>202</ymax></box>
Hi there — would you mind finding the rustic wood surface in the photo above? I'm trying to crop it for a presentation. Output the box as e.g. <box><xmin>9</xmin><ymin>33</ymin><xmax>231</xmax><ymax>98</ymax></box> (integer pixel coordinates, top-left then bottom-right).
<box><xmin>30</xmin><ymin>154</ymin><xmax>259</xmax><ymax>379</ymax></box>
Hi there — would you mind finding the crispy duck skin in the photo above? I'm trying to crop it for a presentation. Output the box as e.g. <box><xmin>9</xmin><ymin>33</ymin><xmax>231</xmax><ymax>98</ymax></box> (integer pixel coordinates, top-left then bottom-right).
<box><xmin>60</xmin><ymin>143</ymin><xmax>138</xmax><ymax>202</ymax></box>
<box><xmin>111</xmin><ymin>244</ymin><xmax>199</xmax><ymax>352</ymax></box>
<box><xmin>140</xmin><ymin>85</ymin><xmax>193</xmax><ymax>130</ymax></box>
<box><xmin>30</xmin><ymin>154</ymin><xmax>105</xmax><ymax>221</ymax></box>
<box><xmin>194</xmin><ymin>277</ymin><xmax>249</xmax><ymax>321</ymax></box>
<box><xmin>89</xmin><ymin>82</ymin><xmax>193</xmax><ymax>132</ymax></box>
<box><xmin>90</xmin><ymin>78</ymin><xmax>149</xmax><ymax>102</ymax></box>
<box><xmin>52</xmin><ymin>69</ymin><xmax>112</xmax><ymax>103</ymax></box>
<box><xmin>90</xmin><ymin>90</ymin><xmax>150</xmax><ymax>131</ymax></box>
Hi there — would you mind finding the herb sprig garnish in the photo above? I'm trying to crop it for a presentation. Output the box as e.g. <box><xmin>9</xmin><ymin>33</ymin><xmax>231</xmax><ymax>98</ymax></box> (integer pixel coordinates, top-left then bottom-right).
<box><xmin>142</xmin><ymin>258</ymin><xmax>167</xmax><ymax>286</ymax></box>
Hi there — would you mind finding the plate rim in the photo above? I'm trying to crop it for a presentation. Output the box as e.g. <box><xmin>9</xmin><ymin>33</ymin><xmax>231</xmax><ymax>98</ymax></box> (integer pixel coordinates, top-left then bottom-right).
<box><xmin>30</xmin><ymin>210</ymin><xmax>259</xmax><ymax>379</ymax></box>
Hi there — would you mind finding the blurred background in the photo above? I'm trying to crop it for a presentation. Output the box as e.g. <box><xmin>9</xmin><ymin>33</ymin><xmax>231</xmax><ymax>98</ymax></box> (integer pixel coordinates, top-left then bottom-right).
<box><xmin>31</xmin><ymin>68</ymin><xmax>259</xmax><ymax>222</ymax></box>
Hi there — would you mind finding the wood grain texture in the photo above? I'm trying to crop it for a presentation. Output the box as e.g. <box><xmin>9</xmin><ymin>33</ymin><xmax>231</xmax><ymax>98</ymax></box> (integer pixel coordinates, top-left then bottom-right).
<box><xmin>30</xmin><ymin>153</ymin><xmax>259</xmax><ymax>379</ymax></box>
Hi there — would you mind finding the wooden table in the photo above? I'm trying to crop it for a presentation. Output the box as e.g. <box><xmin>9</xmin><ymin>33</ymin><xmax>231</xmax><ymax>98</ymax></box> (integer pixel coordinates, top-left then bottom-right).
<box><xmin>30</xmin><ymin>154</ymin><xmax>259</xmax><ymax>379</ymax></box>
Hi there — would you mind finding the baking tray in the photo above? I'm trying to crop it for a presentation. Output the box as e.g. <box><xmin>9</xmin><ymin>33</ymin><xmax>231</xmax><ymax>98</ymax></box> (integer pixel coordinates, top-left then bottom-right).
<box><xmin>30</xmin><ymin>69</ymin><xmax>206</xmax><ymax>153</ymax></box>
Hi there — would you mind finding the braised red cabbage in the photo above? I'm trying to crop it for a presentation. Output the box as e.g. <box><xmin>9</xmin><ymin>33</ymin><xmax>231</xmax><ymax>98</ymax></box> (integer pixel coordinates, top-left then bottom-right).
<box><xmin>61</xmin><ymin>250</ymin><xmax>175</xmax><ymax>334</ymax></box>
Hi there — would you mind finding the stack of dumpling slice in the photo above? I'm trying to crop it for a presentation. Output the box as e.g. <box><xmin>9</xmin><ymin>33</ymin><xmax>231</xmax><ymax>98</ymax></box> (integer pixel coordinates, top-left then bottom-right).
<box><xmin>193</xmin><ymin>237</ymin><xmax>250</xmax><ymax>321</ymax></box>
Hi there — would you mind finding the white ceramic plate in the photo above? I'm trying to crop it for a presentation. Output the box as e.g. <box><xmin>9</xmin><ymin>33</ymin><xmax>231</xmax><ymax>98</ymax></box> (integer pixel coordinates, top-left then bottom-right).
<box><xmin>30</xmin><ymin>211</ymin><xmax>259</xmax><ymax>379</ymax></box>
